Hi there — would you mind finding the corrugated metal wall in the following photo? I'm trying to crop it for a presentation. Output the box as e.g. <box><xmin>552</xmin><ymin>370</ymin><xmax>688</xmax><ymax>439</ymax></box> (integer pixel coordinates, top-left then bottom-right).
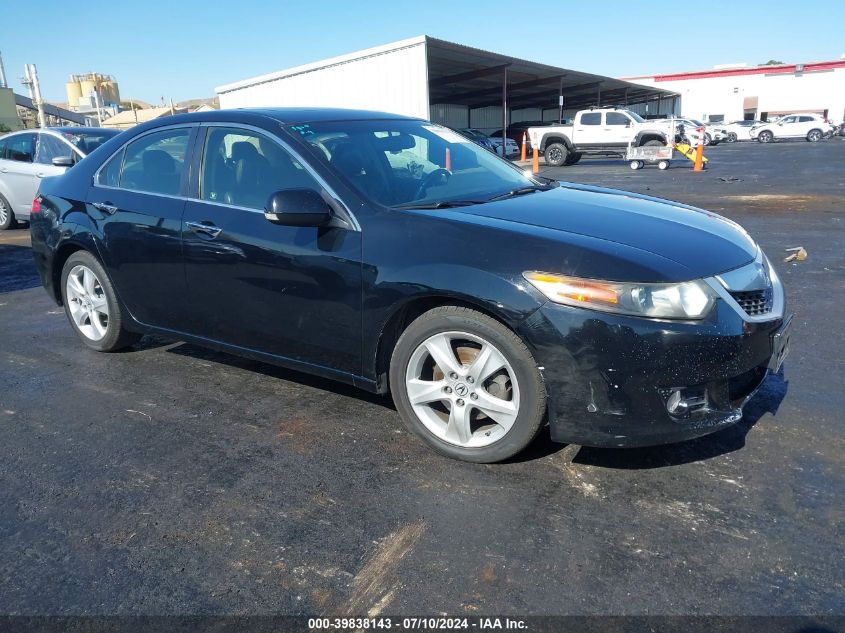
<box><xmin>627</xmin><ymin>97</ymin><xmax>679</xmax><ymax>117</ymax></box>
<box><xmin>430</xmin><ymin>104</ymin><xmax>469</xmax><ymax>128</ymax></box>
<box><xmin>218</xmin><ymin>42</ymin><xmax>429</xmax><ymax>119</ymax></box>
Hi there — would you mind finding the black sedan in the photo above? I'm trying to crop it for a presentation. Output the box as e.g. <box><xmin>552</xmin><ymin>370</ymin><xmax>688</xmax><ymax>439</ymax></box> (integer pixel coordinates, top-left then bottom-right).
<box><xmin>30</xmin><ymin>108</ymin><xmax>791</xmax><ymax>463</ymax></box>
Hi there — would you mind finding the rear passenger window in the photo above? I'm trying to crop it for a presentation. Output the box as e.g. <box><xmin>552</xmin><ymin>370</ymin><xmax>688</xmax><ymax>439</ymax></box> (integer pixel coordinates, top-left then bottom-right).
<box><xmin>606</xmin><ymin>113</ymin><xmax>630</xmax><ymax>126</ymax></box>
<box><xmin>200</xmin><ymin>127</ymin><xmax>320</xmax><ymax>210</ymax></box>
<box><xmin>581</xmin><ymin>113</ymin><xmax>601</xmax><ymax>126</ymax></box>
<box><xmin>97</xmin><ymin>149</ymin><xmax>124</xmax><ymax>187</ymax></box>
<box><xmin>119</xmin><ymin>128</ymin><xmax>190</xmax><ymax>196</ymax></box>
<box><xmin>798</xmin><ymin>116</ymin><xmax>814</xmax><ymax>122</ymax></box>
<box><xmin>6</xmin><ymin>134</ymin><xmax>36</xmax><ymax>162</ymax></box>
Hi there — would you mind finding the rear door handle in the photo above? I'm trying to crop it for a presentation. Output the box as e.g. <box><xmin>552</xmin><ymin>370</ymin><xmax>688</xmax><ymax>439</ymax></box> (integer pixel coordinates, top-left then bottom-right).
<box><xmin>186</xmin><ymin>221</ymin><xmax>222</xmax><ymax>238</ymax></box>
<box><xmin>0</xmin><ymin>167</ymin><xmax>7</xmax><ymax>173</ymax></box>
<box><xmin>92</xmin><ymin>202</ymin><xmax>118</xmax><ymax>215</ymax></box>
<box><xmin>36</xmin><ymin>172</ymin><xmax>46</xmax><ymax>178</ymax></box>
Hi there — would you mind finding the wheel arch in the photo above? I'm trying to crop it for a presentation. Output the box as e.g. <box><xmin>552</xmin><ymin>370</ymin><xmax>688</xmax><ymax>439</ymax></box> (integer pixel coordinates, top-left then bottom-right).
<box><xmin>52</xmin><ymin>240</ymin><xmax>100</xmax><ymax>304</ymax></box>
<box><xmin>636</xmin><ymin>132</ymin><xmax>667</xmax><ymax>146</ymax></box>
<box><xmin>541</xmin><ymin>135</ymin><xmax>572</xmax><ymax>152</ymax></box>
<box><xmin>372</xmin><ymin>294</ymin><xmax>522</xmax><ymax>395</ymax></box>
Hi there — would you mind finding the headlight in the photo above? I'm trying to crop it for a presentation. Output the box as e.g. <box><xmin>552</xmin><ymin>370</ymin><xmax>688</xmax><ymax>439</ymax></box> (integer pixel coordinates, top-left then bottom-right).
<box><xmin>523</xmin><ymin>272</ymin><xmax>716</xmax><ymax>319</ymax></box>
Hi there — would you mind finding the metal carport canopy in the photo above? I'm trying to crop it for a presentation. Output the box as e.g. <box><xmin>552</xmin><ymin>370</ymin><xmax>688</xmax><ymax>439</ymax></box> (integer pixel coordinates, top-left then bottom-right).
<box><xmin>425</xmin><ymin>37</ymin><xmax>675</xmax><ymax>113</ymax></box>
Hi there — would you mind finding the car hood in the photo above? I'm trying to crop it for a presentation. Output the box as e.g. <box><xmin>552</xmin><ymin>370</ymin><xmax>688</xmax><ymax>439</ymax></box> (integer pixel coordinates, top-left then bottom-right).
<box><xmin>453</xmin><ymin>182</ymin><xmax>758</xmax><ymax>280</ymax></box>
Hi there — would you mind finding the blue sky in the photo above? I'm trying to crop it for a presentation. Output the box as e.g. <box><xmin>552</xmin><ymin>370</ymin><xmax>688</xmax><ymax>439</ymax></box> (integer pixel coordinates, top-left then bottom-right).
<box><xmin>2</xmin><ymin>0</ymin><xmax>843</xmax><ymax>104</ymax></box>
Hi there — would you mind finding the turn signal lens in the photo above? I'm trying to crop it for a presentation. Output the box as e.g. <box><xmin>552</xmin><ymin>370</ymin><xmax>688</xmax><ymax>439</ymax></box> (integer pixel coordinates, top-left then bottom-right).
<box><xmin>523</xmin><ymin>271</ymin><xmax>715</xmax><ymax>320</ymax></box>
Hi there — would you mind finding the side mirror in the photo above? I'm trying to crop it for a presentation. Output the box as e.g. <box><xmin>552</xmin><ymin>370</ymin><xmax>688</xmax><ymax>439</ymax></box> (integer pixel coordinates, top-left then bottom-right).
<box><xmin>264</xmin><ymin>188</ymin><xmax>332</xmax><ymax>227</ymax></box>
<box><xmin>52</xmin><ymin>156</ymin><xmax>75</xmax><ymax>168</ymax></box>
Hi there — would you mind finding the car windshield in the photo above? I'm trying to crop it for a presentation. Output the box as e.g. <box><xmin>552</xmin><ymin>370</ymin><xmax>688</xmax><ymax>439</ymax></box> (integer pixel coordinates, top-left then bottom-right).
<box><xmin>291</xmin><ymin>119</ymin><xmax>543</xmax><ymax>208</ymax></box>
<box><xmin>61</xmin><ymin>130</ymin><xmax>120</xmax><ymax>155</ymax></box>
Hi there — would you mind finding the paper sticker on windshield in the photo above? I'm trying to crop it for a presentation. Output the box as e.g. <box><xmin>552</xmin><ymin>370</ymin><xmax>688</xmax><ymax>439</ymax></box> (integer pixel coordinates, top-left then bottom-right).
<box><xmin>422</xmin><ymin>125</ymin><xmax>470</xmax><ymax>144</ymax></box>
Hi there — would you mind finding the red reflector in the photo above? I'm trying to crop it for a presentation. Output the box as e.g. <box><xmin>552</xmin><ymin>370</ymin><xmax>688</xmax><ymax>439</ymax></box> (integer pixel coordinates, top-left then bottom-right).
<box><xmin>31</xmin><ymin>197</ymin><xmax>41</xmax><ymax>215</ymax></box>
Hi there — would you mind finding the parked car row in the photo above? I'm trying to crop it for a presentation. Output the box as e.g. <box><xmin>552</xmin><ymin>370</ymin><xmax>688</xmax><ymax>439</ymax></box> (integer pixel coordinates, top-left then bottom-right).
<box><xmin>747</xmin><ymin>114</ymin><xmax>836</xmax><ymax>143</ymax></box>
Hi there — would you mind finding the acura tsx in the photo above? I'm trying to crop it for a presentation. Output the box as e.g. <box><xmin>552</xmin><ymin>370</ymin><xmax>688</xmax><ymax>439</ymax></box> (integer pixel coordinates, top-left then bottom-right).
<box><xmin>30</xmin><ymin>108</ymin><xmax>791</xmax><ymax>462</ymax></box>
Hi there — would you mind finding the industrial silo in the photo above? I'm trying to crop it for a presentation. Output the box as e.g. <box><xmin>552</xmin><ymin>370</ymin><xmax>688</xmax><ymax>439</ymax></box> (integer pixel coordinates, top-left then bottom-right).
<box><xmin>65</xmin><ymin>76</ymin><xmax>83</xmax><ymax>107</ymax></box>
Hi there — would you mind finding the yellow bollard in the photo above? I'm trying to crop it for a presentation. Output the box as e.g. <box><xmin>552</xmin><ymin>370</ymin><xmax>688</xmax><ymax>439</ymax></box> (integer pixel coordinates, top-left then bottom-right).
<box><xmin>521</xmin><ymin>132</ymin><xmax>527</xmax><ymax>162</ymax></box>
<box><xmin>532</xmin><ymin>147</ymin><xmax>539</xmax><ymax>174</ymax></box>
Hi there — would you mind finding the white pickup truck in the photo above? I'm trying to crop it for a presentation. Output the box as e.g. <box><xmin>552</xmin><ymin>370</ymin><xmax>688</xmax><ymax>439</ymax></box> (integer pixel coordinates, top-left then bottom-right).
<box><xmin>528</xmin><ymin>108</ymin><xmax>679</xmax><ymax>167</ymax></box>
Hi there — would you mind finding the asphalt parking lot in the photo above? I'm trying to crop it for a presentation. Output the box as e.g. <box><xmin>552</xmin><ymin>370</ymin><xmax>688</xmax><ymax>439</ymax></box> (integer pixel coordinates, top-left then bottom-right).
<box><xmin>0</xmin><ymin>140</ymin><xmax>843</xmax><ymax>617</ymax></box>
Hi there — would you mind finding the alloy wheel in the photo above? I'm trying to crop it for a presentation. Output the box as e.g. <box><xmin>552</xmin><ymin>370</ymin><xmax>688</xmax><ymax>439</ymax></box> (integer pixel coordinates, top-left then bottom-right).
<box><xmin>0</xmin><ymin>199</ymin><xmax>8</xmax><ymax>227</ymax></box>
<box><xmin>65</xmin><ymin>264</ymin><xmax>110</xmax><ymax>341</ymax></box>
<box><xmin>808</xmin><ymin>130</ymin><xmax>822</xmax><ymax>142</ymax></box>
<box><xmin>404</xmin><ymin>331</ymin><xmax>520</xmax><ymax>448</ymax></box>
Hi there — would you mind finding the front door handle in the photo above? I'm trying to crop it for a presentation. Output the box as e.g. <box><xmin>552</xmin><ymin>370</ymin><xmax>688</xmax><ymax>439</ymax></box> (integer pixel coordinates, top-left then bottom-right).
<box><xmin>0</xmin><ymin>167</ymin><xmax>7</xmax><ymax>173</ymax></box>
<box><xmin>186</xmin><ymin>221</ymin><xmax>222</xmax><ymax>238</ymax></box>
<box><xmin>36</xmin><ymin>172</ymin><xmax>46</xmax><ymax>178</ymax></box>
<box><xmin>92</xmin><ymin>202</ymin><xmax>118</xmax><ymax>215</ymax></box>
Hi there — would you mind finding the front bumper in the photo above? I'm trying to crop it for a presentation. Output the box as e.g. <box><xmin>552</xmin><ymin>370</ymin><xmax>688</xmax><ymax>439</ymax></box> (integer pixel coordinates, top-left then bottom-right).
<box><xmin>517</xmin><ymin>298</ymin><xmax>788</xmax><ymax>448</ymax></box>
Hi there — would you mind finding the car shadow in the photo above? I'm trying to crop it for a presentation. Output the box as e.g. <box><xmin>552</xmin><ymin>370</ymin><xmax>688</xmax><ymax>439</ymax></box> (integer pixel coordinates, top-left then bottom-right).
<box><xmin>163</xmin><ymin>340</ymin><xmax>395</xmax><ymax>410</ymax></box>
<box><xmin>506</xmin><ymin>367</ymin><xmax>788</xmax><ymax>468</ymax></box>
<box><xmin>0</xmin><ymin>244</ymin><xmax>41</xmax><ymax>293</ymax></box>
<box><xmin>149</xmin><ymin>335</ymin><xmax>787</xmax><ymax>468</ymax></box>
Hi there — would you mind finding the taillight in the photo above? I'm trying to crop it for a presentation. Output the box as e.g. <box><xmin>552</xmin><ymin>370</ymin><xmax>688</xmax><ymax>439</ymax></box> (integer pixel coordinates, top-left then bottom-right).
<box><xmin>31</xmin><ymin>196</ymin><xmax>41</xmax><ymax>215</ymax></box>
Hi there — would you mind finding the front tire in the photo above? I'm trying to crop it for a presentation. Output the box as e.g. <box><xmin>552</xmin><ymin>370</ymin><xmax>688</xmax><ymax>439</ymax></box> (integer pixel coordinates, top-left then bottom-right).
<box><xmin>726</xmin><ymin>132</ymin><xmax>738</xmax><ymax>143</ymax></box>
<box><xmin>389</xmin><ymin>306</ymin><xmax>546</xmax><ymax>463</ymax></box>
<box><xmin>543</xmin><ymin>142</ymin><xmax>569</xmax><ymax>167</ymax></box>
<box><xmin>0</xmin><ymin>194</ymin><xmax>15</xmax><ymax>231</ymax></box>
<box><xmin>60</xmin><ymin>251</ymin><xmax>141</xmax><ymax>352</ymax></box>
<box><xmin>758</xmin><ymin>130</ymin><xmax>774</xmax><ymax>143</ymax></box>
<box><xmin>807</xmin><ymin>129</ymin><xmax>823</xmax><ymax>142</ymax></box>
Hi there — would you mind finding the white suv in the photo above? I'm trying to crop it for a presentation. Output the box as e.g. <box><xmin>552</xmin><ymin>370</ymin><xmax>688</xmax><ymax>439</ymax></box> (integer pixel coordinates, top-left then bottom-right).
<box><xmin>750</xmin><ymin>114</ymin><xmax>832</xmax><ymax>143</ymax></box>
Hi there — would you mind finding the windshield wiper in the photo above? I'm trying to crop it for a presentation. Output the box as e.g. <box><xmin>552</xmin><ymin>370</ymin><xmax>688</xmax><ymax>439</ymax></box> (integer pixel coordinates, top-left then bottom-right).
<box><xmin>394</xmin><ymin>199</ymin><xmax>487</xmax><ymax>210</ymax></box>
<box><xmin>487</xmin><ymin>185</ymin><xmax>550</xmax><ymax>202</ymax></box>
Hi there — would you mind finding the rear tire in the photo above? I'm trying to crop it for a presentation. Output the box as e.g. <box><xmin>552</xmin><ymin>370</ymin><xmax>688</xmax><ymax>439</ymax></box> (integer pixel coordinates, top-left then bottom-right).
<box><xmin>564</xmin><ymin>152</ymin><xmax>582</xmax><ymax>166</ymax></box>
<box><xmin>543</xmin><ymin>142</ymin><xmax>569</xmax><ymax>167</ymax></box>
<box><xmin>658</xmin><ymin>160</ymin><xmax>670</xmax><ymax>170</ymax></box>
<box><xmin>643</xmin><ymin>139</ymin><xmax>664</xmax><ymax>147</ymax></box>
<box><xmin>0</xmin><ymin>194</ymin><xmax>15</xmax><ymax>231</ymax></box>
<box><xmin>60</xmin><ymin>251</ymin><xmax>141</xmax><ymax>352</ymax></box>
<box><xmin>389</xmin><ymin>306</ymin><xmax>546</xmax><ymax>463</ymax></box>
<box><xmin>758</xmin><ymin>130</ymin><xmax>774</xmax><ymax>143</ymax></box>
<box><xmin>806</xmin><ymin>129</ymin><xmax>823</xmax><ymax>142</ymax></box>
<box><xmin>703</xmin><ymin>133</ymin><xmax>712</xmax><ymax>146</ymax></box>
<box><xmin>630</xmin><ymin>160</ymin><xmax>643</xmax><ymax>170</ymax></box>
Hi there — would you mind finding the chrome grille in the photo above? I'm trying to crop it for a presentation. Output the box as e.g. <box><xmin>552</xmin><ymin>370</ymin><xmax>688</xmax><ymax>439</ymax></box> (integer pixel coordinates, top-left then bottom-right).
<box><xmin>729</xmin><ymin>288</ymin><xmax>773</xmax><ymax>316</ymax></box>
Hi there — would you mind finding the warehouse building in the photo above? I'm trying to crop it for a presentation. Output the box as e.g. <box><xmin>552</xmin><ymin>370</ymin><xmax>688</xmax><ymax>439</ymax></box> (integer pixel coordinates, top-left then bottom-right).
<box><xmin>624</xmin><ymin>58</ymin><xmax>845</xmax><ymax>124</ymax></box>
<box><xmin>215</xmin><ymin>36</ymin><xmax>676</xmax><ymax>133</ymax></box>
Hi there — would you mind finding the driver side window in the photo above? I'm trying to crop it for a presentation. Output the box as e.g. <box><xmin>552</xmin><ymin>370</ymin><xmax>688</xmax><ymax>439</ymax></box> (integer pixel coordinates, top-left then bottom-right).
<box><xmin>200</xmin><ymin>127</ymin><xmax>320</xmax><ymax>210</ymax></box>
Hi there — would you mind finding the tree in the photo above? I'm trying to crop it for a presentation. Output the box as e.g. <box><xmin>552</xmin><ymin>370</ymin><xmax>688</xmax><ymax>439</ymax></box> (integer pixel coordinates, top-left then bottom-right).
<box><xmin>758</xmin><ymin>59</ymin><xmax>785</xmax><ymax>66</ymax></box>
<box><xmin>0</xmin><ymin>123</ymin><xmax>11</xmax><ymax>134</ymax></box>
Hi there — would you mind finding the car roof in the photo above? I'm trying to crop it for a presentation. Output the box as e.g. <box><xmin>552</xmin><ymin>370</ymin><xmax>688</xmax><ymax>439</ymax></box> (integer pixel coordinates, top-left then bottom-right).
<box><xmin>147</xmin><ymin>107</ymin><xmax>417</xmax><ymax>128</ymax></box>
<box><xmin>49</xmin><ymin>126</ymin><xmax>121</xmax><ymax>135</ymax></box>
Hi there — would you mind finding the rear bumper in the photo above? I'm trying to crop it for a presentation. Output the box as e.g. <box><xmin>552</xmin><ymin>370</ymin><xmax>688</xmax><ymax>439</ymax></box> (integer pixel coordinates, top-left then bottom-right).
<box><xmin>517</xmin><ymin>300</ymin><xmax>786</xmax><ymax>447</ymax></box>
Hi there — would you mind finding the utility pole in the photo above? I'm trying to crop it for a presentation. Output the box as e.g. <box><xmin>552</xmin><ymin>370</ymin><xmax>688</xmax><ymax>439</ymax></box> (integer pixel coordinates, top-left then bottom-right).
<box><xmin>0</xmin><ymin>51</ymin><xmax>7</xmax><ymax>88</ymax></box>
<box><xmin>91</xmin><ymin>89</ymin><xmax>103</xmax><ymax>126</ymax></box>
<box><xmin>22</xmin><ymin>64</ymin><xmax>47</xmax><ymax>128</ymax></box>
